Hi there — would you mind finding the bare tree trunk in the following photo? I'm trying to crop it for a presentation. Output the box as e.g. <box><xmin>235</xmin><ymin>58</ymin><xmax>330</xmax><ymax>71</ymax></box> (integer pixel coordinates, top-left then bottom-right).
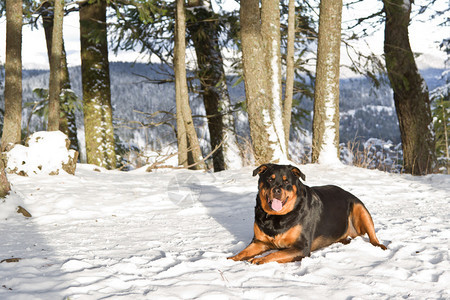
<box><xmin>383</xmin><ymin>0</ymin><xmax>436</xmax><ymax>175</ymax></box>
<box><xmin>60</xmin><ymin>51</ymin><xmax>80</xmax><ymax>152</ymax></box>
<box><xmin>283</xmin><ymin>0</ymin><xmax>296</xmax><ymax>157</ymax></box>
<box><xmin>175</xmin><ymin>0</ymin><xmax>205</xmax><ymax>170</ymax></box>
<box><xmin>443</xmin><ymin>105</ymin><xmax>449</xmax><ymax>173</ymax></box>
<box><xmin>42</xmin><ymin>1</ymin><xmax>80</xmax><ymax>151</ymax></box>
<box><xmin>261</xmin><ymin>0</ymin><xmax>287</xmax><ymax>160</ymax></box>
<box><xmin>240</xmin><ymin>0</ymin><xmax>269</xmax><ymax>163</ymax></box>
<box><xmin>187</xmin><ymin>0</ymin><xmax>242</xmax><ymax>171</ymax></box>
<box><xmin>176</xmin><ymin>99</ymin><xmax>188</xmax><ymax>167</ymax></box>
<box><xmin>240</xmin><ymin>0</ymin><xmax>287</xmax><ymax>164</ymax></box>
<box><xmin>312</xmin><ymin>0</ymin><xmax>342</xmax><ymax>164</ymax></box>
<box><xmin>0</xmin><ymin>151</ymin><xmax>11</xmax><ymax>198</ymax></box>
<box><xmin>1</xmin><ymin>0</ymin><xmax>23</xmax><ymax>151</ymax></box>
<box><xmin>79</xmin><ymin>0</ymin><xmax>116</xmax><ymax>169</ymax></box>
<box><xmin>47</xmin><ymin>0</ymin><xmax>64</xmax><ymax>131</ymax></box>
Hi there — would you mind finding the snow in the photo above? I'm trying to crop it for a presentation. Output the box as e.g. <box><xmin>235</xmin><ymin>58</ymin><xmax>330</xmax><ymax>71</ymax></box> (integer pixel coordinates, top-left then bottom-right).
<box><xmin>222</xmin><ymin>130</ymin><xmax>243</xmax><ymax>170</ymax></box>
<box><xmin>318</xmin><ymin>52</ymin><xmax>341</xmax><ymax>166</ymax></box>
<box><xmin>5</xmin><ymin>131</ymin><xmax>77</xmax><ymax>176</ymax></box>
<box><xmin>342</xmin><ymin>105</ymin><xmax>395</xmax><ymax>117</ymax></box>
<box><xmin>402</xmin><ymin>0</ymin><xmax>411</xmax><ymax>11</ymax></box>
<box><xmin>318</xmin><ymin>95</ymin><xmax>340</xmax><ymax>166</ymax></box>
<box><xmin>1</xmin><ymin>152</ymin><xmax>449</xmax><ymax>298</ymax></box>
<box><xmin>142</xmin><ymin>146</ymin><xmax>179</xmax><ymax>168</ymax></box>
<box><xmin>262</xmin><ymin>109</ymin><xmax>288</xmax><ymax>164</ymax></box>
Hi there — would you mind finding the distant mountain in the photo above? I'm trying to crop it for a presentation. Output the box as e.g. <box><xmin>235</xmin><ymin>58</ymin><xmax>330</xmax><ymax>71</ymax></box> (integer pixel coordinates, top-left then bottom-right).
<box><xmin>1</xmin><ymin>63</ymin><xmax>447</xmax><ymax>155</ymax></box>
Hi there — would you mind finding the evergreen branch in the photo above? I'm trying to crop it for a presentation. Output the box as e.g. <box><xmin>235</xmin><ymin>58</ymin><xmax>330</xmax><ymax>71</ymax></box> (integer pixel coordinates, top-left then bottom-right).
<box><xmin>345</xmin><ymin>9</ymin><xmax>384</xmax><ymax>31</ymax></box>
<box><xmin>131</xmin><ymin>72</ymin><xmax>174</xmax><ymax>84</ymax></box>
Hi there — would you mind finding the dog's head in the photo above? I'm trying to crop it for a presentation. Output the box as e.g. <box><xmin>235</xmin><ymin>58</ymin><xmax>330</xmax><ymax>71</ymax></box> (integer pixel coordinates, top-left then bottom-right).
<box><xmin>253</xmin><ymin>164</ymin><xmax>306</xmax><ymax>215</ymax></box>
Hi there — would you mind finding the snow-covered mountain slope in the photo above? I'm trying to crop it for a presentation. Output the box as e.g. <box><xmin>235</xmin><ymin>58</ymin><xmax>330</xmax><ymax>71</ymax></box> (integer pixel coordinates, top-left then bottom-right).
<box><xmin>9</xmin><ymin>63</ymin><xmax>447</xmax><ymax>149</ymax></box>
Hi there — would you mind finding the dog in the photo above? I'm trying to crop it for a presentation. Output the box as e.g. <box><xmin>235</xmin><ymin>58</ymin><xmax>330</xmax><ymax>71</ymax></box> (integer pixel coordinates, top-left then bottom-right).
<box><xmin>228</xmin><ymin>164</ymin><xmax>386</xmax><ymax>264</ymax></box>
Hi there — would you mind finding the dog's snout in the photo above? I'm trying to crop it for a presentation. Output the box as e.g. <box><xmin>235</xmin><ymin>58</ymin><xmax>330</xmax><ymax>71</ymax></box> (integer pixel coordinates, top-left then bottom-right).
<box><xmin>273</xmin><ymin>187</ymin><xmax>282</xmax><ymax>197</ymax></box>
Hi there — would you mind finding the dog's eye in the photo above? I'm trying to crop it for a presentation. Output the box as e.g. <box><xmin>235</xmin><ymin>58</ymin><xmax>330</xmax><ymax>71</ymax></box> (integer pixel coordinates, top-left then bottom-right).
<box><xmin>283</xmin><ymin>180</ymin><xmax>289</xmax><ymax>185</ymax></box>
<box><xmin>268</xmin><ymin>178</ymin><xmax>273</xmax><ymax>183</ymax></box>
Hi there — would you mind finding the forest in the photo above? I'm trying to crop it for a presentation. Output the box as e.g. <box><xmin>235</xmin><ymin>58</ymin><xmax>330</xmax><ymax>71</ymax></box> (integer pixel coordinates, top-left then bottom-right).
<box><xmin>0</xmin><ymin>0</ymin><xmax>449</xmax><ymax>197</ymax></box>
<box><xmin>8</xmin><ymin>63</ymin><xmax>447</xmax><ymax>172</ymax></box>
<box><xmin>0</xmin><ymin>1</ymin><xmax>449</xmax><ymax>297</ymax></box>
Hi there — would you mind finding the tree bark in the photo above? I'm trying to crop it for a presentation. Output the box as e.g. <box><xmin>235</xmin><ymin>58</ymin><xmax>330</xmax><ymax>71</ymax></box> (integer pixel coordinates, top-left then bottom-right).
<box><xmin>187</xmin><ymin>0</ymin><xmax>242</xmax><ymax>171</ymax></box>
<box><xmin>383</xmin><ymin>0</ymin><xmax>436</xmax><ymax>175</ymax></box>
<box><xmin>312</xmin><ymin>0</ymin><xmax>342</xmax><ymax>164</ymax></box>
<box><xmin>59</xmin><ymin>52</ymin><xmax>80</xmax><ymax>152</ymax></box>
<box><xmin>261</xmin><ymin>0</ymin><xmax>287</xmax><ymax>159</ymax></box>
<box><xmin>42</xmin><ymin>1</ymin><xmax>80</xmax><ymax>152</ymax></box>
<box><xmin>79</xmin><ymin>0</ymin><xmax>116</xmax><ymax>169</ymax></box>
<box><xmin>1</xmin><ymin>0</ymin><xmax>23</xmax><ymax>151</ymax></box>
<box><xmin>47</xmin><ymin>0</ymin><xmax>64</xmax><ymax>131</ymax></box>
<box><xmin>283</xmin><ymin>0</ymin><xmax>296</xmax><ymax>157</ymax></box>
<box><xmin>174</xmin><ymin>0</ymin><xmax>205</xmax><ymax>170</ymax></box>
<box><xmin>176</xmin><ymin>98</ymin><xmax>189</xmax><ymax>167</ymax></box>
<box><xmin>240</xmin><ymin>0</ymin><xmax>269</xmax><ymax>163</ymax></box>
<box><xmin>0</xmin><ymin>151</ymin><xmax>11</xmax><ymax>198</ymax></box>
<box><xmin>240</xmin><ymin>0</ymin><xmax>287</xmax><ymax>164</ymax></box>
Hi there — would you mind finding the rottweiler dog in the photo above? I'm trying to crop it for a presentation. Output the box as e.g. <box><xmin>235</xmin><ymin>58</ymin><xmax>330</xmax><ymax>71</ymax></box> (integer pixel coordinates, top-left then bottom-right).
<box><xmin>228</xmin><ymin>164</ymin><xmax>386</xmax><ymax>264</ymax></box>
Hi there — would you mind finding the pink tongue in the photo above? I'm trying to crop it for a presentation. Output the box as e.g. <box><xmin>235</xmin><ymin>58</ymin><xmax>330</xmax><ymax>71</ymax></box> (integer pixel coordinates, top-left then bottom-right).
<box><xmin>271</xmin><ymin>199</ymin><xmax>283</xmax><ymax>211</ymax></box>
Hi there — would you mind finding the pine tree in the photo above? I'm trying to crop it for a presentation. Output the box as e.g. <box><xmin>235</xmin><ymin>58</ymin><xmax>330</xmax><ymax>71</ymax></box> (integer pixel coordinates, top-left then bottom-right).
<box><xmin>79</xmin><ymin>0</ymin><xmax>116</xmax><ymax>169</ymax></box>
<box><xmin>240</xmin><ymin>0</ymin><xmax>287</xmax><ymax>164</ymax></box>
<box><xmin>383</xmin><ymin>0</ymin><xmax>436</xmax><ymax>175</ymax></box>
<box><xmin>41</xmin><ymin>1</ymin><xmax>80</xmax><ymax>151</ymax></box>
<box><xmin>261</xmin><ymin>0</ymin><xmax>287</xmax><ymax>162</ymax></box>
<box><xmin>47</xmin><ymin>0</ymin><xmax>64</xmax><ymax>131</ymax></box>
<box><xmin>312</xmin><ymin>0</ymin><xmax>343</xmax><ymax>164</ymax></box>
<box><xmin>282</xmin><ymin>0</ymin><xmax>296</xmax><ymax>157</ymax></box>
<box><xmin>0</xmin><ymin>150</ymin><xmax>11</xmax><ymax>198</ymax></box>
<box><xmin>175</xmin><ymin>0</ymin><xmax>205</xmax><ymax>170</ymax></box>
<box><xmin>187</xmin><ymin>0</ymin><xmax>242</xmax><ymax>171</ymax></box>
<box><xmin>1</xmin><ymin>0</ymin><xmax>23</xmax><ymax>151</ymax></box>
<box><xmin>432</xmin><ymin>94</ymin><xmax>449</xmax><ymax>173</ymax></box>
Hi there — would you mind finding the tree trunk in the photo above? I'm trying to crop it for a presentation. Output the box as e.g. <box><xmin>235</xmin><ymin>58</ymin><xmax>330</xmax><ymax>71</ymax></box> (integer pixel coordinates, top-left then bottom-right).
<box><xmin>176</xmin><ymin>99</ymin><xmax>189</xmax><ymax>167</ymax></box>
<box><xmin>60</xmin><ymin>53</ymin><xmax>80</xmax><ymax>152</ymax></box>
<box><xmin>79</xmin><ymin>0</ymin><xmax>116</xmax><ymax>169</ymax></box>
<box><xmin>383</xmin><ymin>0</ymin><xmax>436</xmax><ymax>175</ymax></box>
<box><xmin>0</xmin><ymin>151</ymin><xmax>11</xmax><ymax>198</ymax></box>
<box><xmin>240</xmin><ymin>0</ymin><xmax>269</xmax><ymax>163</ymax></box>
<box><xmin>312</xmin><ymin>0</ymin><xmax>342</xmax><ymax>165</ymax></box>
<box><xmin>240</xmin><ymin>0</ymin><xmax>287</xmax><ymax>164</ymax></box>
<box><xmin>42</xmin><ymin>1</ymin><xmax>80</xmax><ymax>152</ymax></box>
<box><xmin>47</xmin><ymin>0</ymin><xmax>64</xmax><ymax>131</ymax></box>
<box><xmin>261</xmin><ymin>0</ymin><xmax>287</xmax><ymax>160</ymax></box>
<box><xmin>174</xmin><ymin>0</ymin><xmax>205</xmax><ymax>170</ymax></box>
<box><xmin>187</xmin><ymin>0</ymin><xmax>242</xmax><ymax>171</ymax></box>
<box><xmin>283</xmin><ymin>0</ymin><xmax>296</xmax><ymax>157</ymax></box>
<box><xmin>1</xmin><ymin>0</ymin><xmax>23</xmax><ymax>151</ymax></box>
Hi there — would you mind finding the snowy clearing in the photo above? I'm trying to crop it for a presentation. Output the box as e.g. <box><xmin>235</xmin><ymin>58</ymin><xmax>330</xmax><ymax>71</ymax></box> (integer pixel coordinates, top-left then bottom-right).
<box><xmin>1</xmin><ymin>163</ymin><xmax>449</xmax><ymax>299</ymax></box>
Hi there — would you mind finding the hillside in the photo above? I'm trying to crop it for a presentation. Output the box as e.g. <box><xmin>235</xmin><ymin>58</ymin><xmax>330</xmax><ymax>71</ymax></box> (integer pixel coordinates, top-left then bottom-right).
<box><xmin>0</xmin><ymin>62</ymin><xmax>446</xmax><ymax>164</ymax></box>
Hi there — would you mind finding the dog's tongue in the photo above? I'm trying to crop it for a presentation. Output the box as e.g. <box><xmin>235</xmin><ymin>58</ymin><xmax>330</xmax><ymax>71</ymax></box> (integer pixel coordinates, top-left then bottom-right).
<box><xmin>271</xmin><ymin>199</ymin><xmax>283</xmax><ymax>211</ymax></box>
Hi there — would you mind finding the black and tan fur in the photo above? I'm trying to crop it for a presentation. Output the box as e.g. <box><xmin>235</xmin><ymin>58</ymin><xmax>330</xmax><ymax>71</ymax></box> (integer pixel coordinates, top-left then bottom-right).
<box><xmin>228</xmin><ymin>164</ymin><xmax>386</xmax><ymax>264</ymax></box>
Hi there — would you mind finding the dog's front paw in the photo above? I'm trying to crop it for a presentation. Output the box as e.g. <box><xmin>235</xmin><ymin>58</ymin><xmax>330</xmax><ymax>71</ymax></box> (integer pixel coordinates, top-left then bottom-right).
<box><xmin>248</xmin><ymin>257</ymin><xmax>268</xmax><ymax>265</ymax></box>
<box><xmin>227</xmin><ymin>254</ymin><xmax>243</xmax><ymax>261</ymax></box>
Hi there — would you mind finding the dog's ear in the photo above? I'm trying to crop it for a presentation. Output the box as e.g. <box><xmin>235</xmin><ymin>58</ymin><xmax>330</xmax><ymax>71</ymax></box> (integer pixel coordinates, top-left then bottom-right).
<box><xmin>290</xmin><ymin>166</ymin><xmax>306</xmax><ymax>181</ymax></box>
<box><xmin>253</xmin><ymin>164</ymin><xmax>270</xmax><ymax>176</ymax></box>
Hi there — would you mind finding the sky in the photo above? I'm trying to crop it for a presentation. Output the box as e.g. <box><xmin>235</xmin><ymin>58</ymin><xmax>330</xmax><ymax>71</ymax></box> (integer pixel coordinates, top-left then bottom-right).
<box><xmin>0</xmin><ymin>0</ymin><xmax>448</xmax><ymax>72</ymax></box>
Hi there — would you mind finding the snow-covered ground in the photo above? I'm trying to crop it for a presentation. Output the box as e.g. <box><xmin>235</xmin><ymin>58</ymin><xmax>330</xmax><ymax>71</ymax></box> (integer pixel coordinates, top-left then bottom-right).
<box><xmin>1</xmin><ymin>163</ymin><xmax>449</xmax><ymax>299</ymax></box>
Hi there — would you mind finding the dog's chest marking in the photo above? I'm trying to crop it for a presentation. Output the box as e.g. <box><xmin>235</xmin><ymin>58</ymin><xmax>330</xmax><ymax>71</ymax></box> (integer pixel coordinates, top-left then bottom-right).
<box><xmin>254</xmin><ymin>223</ymin><xmax>302</xmax><ymax>249</ymax></box>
